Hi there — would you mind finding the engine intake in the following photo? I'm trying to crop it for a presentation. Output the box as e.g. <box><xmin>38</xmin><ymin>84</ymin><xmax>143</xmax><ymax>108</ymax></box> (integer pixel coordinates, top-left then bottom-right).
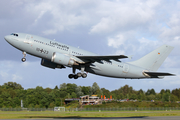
<box><xmin>51</xmin><ymin>52</ymin><xmax>78</xmax><ymax>66</ymax></box>
<box><xmin>41</xmin><ymin>59</ymin><xmax>65</xmax><ymax>69</ymax></box>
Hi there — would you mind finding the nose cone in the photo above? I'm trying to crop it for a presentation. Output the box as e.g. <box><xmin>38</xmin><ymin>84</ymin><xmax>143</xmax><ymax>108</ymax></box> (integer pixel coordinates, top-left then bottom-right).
<box><xmin>4</xmin><ymin>35</ymin><xmax>11</xmax><ymax>42</ymax></box>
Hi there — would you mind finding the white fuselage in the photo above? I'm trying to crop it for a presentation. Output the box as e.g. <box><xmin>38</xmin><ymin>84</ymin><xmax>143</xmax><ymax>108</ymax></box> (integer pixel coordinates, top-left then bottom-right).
<box><xmin>4</xmin><ymin>33</ymin><xmax>149</xmax><ymax>79</ymax></box>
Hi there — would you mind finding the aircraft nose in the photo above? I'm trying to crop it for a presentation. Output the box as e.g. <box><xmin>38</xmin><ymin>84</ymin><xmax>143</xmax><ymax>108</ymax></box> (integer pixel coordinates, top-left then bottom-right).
<box><xmin>4</xmin><ymin>35</ymin><xmax>10</xmax><ymax>42</ymax></box>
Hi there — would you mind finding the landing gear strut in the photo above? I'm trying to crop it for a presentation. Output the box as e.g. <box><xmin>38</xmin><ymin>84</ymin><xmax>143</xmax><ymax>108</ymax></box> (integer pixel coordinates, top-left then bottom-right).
<box><xmin>21</xmin><ymin>52</ymin><xmax>26</xmax><ymax>62</ymax></box>
<box><xmin>68</xmin><ymin>66</ymin><xmax>87</xmax><ymax>79</ymax></box>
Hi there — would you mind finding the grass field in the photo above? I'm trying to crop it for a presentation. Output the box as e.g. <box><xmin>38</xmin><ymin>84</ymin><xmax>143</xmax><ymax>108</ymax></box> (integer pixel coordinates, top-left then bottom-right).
<box><xmin>0</xmin><ymin>111</ymin><xmax>180</xmax><ymax>119</ymax></box>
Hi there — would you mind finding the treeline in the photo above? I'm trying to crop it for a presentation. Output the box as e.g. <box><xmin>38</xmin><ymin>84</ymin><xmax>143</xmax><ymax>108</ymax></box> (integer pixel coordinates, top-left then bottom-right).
<box><xmin>0</xmin><ymin>82</ymin><xmax>180</xmax><ymax>108</ymax></box>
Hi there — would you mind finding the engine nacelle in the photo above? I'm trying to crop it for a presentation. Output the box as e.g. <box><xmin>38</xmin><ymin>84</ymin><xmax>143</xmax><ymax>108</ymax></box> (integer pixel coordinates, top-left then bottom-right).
<box><xmin>51</xmin><ymin>52</ymin><xmax>78</xmax><ymax>66</ymax></box>
<box><xmin>41</xmin><ymin>59</ymin><xmax>65</xmax><ymax>69</ymax></box>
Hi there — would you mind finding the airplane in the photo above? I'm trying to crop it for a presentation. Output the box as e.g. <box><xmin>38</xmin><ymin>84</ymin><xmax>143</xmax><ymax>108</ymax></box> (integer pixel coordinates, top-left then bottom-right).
<box><xmin>4</xmin><ymin>33</ymin><xmax>175</xmax><ymax>79</ymax></box>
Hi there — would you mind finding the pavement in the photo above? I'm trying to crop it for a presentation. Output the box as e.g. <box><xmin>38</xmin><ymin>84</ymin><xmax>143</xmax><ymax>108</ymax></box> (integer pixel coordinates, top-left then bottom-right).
<box><xmin>1</xmin><ymin>116</ymin><xmax>180</xmax><ymax>120</ymax></box>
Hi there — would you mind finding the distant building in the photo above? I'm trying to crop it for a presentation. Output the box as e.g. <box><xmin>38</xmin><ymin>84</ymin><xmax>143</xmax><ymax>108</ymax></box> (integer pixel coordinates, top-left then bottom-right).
<box><xmin>79</xmin><ymin>95</ymin><xmax>102</xmax><ymax>105</ymax></box>
<box><xmin>64</xmin><ymin>98</ymin><xmax>80</xmax><ymax>104</ymax></box>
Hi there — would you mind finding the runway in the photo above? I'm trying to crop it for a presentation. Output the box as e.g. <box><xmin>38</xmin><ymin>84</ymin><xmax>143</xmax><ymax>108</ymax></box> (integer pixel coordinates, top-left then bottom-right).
<box><xmin>2</xmin><ymin>116</ymin><xmax>180</xmax><ymax>120</ymax></box>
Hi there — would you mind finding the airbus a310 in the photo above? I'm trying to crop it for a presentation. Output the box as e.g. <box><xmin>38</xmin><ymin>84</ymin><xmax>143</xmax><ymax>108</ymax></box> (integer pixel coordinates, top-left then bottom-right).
<box><xmin>4</xmin><ymin>33</ymin><xmax>174</xmax><ymax>79</ymax></box>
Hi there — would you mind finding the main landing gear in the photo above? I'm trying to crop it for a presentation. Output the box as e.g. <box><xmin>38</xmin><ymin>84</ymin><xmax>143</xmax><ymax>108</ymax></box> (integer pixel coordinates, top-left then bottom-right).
<box><xmin>68</xmin><ymin>73</ymin><xmax>87</xmax><ymax>79</ymax></box>
<box><xmin>21</xmin><ymin>52</ymin><xmax>26</xmax><ymax>62</ymax></box>
<box><xmin>68</xmin><ymin>66</ymin><xmax>87</xmax><ymax>79</ymax></box>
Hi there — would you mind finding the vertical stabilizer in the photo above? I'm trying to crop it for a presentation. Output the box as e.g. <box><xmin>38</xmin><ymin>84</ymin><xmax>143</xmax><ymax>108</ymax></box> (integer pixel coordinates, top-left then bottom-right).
<box><xmin>128</xmin><ymin>45</ymin><xmax>174</xmax><ymax>71</ymax></box>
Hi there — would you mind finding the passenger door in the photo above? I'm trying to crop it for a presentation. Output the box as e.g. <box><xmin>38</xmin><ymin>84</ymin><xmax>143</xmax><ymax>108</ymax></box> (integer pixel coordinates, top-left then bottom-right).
<box><xmin>24</xmin><ymin>34</ymin><xmax>32</xmax><ymax>44</ymax></box>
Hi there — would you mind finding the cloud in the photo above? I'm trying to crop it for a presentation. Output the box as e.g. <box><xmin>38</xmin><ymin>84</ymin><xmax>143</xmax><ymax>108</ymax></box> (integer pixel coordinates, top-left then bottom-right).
<box><xmin>12</xmin><ymin>74</ymin><xmax>23</xmax><ymax>81</ymax></box>
<box><xmin>0</xmin><ymin>71</ymin><xmax>9</xmax><ymax>81</ymax></box>
<box><xmin>108</xmin><ymin>34</ymin><xmax>126</xmax><ymax>48</ymax></box>
<box><xmin>42</xmin><ymin>29</ymin><xmax>57</xmax><ymax>35</ymax></box>
<box><xmin>20</xmin><ymin>0</ymin><xmax>98</xmax><ymax>35</ymax></box>
<box><xmin>89</xmin><ymin>0</ymin><xmax>161</xmax><ymax>34</ymax></box>
<box><xmin>0</xmin><ymin>61</ymin><xmax>23</xmax><ymax>82</ymax></box>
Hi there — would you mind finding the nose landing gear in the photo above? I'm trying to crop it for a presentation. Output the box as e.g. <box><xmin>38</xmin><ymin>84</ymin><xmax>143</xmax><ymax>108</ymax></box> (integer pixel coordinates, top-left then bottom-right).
<box><xmin>21</xmin><ymin>52</ymin><xmax>26</xmax><ymax>62</ymax></box>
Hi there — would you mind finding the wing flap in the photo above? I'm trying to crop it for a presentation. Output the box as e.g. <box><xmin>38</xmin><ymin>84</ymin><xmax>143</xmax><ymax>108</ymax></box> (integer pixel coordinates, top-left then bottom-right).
<box><xmin>76</xmin><ymin>55</ymin><xmax>128</xmax><ymax>63</ymax></box>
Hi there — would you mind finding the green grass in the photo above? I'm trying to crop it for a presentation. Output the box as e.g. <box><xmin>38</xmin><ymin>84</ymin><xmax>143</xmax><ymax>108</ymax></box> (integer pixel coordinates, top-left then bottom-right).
<box><xmin>0</xmin><ymin>111</ymin><xmax>180</xmax><ymax>119</ymax></box>
<box><xmin>83</xmin><ymin>101</ymin><xmax>180</xmax><ymax>108</ymax></box>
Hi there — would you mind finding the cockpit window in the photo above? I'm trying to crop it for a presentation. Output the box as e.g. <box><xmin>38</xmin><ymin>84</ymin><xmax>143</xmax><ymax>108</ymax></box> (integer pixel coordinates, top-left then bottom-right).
<box><xmin>10</xmin><ymin>33</ymin><xmax>18</xmax><ymax>37</ymax></box>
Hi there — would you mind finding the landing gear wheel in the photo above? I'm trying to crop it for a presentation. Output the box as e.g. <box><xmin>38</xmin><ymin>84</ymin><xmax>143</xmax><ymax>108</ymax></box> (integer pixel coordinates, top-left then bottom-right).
<box><xmin>22</xmin><ymin>52</ymin><xmax>26</xmax><ymax>62</ymax></box>
<box><xmin>73</xmin><ymin>74</ymin><xmax>78</xmax><ymax>79</ymax></box>
<box><xmin>82</xmin><ymin>73</ymin><xmax>87</xmax><ymax>78</ymax></box>
<box><xmin>68</xmin><ymin>74</ymin><xmax>74</xmax><ymax>79</ymax></box>
<box><xmin>21</xmin><ymin>58</ymin><xmax>26</xmax><ymax>62</ymax></box>
<box><xmin>77</xmin><ymin>72</ymin><xmax>82</xmax><ymax>77</ymax></box>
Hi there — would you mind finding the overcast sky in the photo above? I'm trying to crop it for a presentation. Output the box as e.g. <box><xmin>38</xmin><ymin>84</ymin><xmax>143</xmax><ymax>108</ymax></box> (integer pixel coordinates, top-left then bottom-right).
<box><xmin>0</xmin><ymin>0</ymin><xmax>180</xmax><ymax>93</ymax></box>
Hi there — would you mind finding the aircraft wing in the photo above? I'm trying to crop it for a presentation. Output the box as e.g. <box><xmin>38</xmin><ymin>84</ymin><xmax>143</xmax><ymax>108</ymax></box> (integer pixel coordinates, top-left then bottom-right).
<box><xmin>144</xmin><ymin>72</ymin><xmax>175</xmax><ymax>77</ymax></box>
<box><xmin>76</xmin><ymin>55</ymin><xmax>128</xmax><ymax>63</ymax></box>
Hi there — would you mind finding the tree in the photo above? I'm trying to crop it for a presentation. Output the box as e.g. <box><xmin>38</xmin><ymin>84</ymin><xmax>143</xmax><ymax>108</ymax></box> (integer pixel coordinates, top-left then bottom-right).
<box><xmin>170</xmin><ymin>94</ymin><xmax>178</xmax><ymax>102</ymax></box>
<box><xmin>165</xmin><ymin>89</ymin><xmax>170</xmax><ymax>94</ymax></box>
<box><xmin>130</xmin><ymin>94</ymin><xmax>137</xmax><ymax>100</ymax></box>
<box><xmin>162</xmin><ymin>92</ymin><xmax>170</xmax><ymax>102</ymax></box>
<box><xmin>96</xmin><ymin>89</ymin><xmax>103</xmax><ymax>97</ymax></box>
<box><xmin>155</xmin><ymin>93</ymin><xmax>162</xmax><ymax>101</ymax></box>
<box><xmin>40</xmin><ymin>97</ymin><xmax>48</xmax><ymax>108</ymax></box>
<box><xmin>49</xmin><ymin>102</ymin><xmax>55</xmax><ymax>108</ymax></box>
<box><xmin>1</xmin><ymin>81</ymin><xmax>180</xmax><ymax>108</ymax></box>
<box><xmin>88</xmin><ymin>86</ymin><xmax>93</xmax><ymax>95</ymax></box>
<box><xmin>119</xmin><ymin>93</ymin><xmax>124</xmax><ymax>99</ymax></box>
<box><xmin>146</xmin><ymin>89</ymin><xmax>156</xmax><ymax>95</ymax></box>
<box><xmin>138</xmin><ymin>89</ymin><xmax>144</xmax><ymax>95</ymax></box>
<box><xmin>45</xmin><ymin>87</ymin><xmax>52</xmax><ymax>94</ymax></box>
<box><xmin>71</xmin><ymin>92</ymin><xmax>77</xmax><ymax>98</ymax></box>
<box><xmin>55</xmin><ymin>98</ymin><xmax>62</xmax><ymax>106</ymax></box>
<box><xmin>66</xmin><ymin>83</ymin><xmax>77</xmax><ymax>94</ymax></box>
<box><xmin>60</xmin><ymin>83</ymin><xmax>67</xmax><ymax>90</ymax></box>
<box><xmin>146</xmin><ymin>95</ymin><xmax>155</xmax><ymax>101</ymax></box>
<box><xmin>92</xmin><ymin>82</ymin><xmax>100</xmax><ymax>95</ymax></box>
<box><xmin>75</xmin><ymin>86</ymin><xmax>83</xmax><ymax>97</ymax></box>
<box><xmin>3</xmin><ymin>82</ymin><xmax>23</xmax><ymax>90</ymax></box>
<box><xmin>138</xmin><ymin>93</ymin><xmax>146</xmax><ymax>101</ymax></box>
<box><xmin>172</xmin><ymin>88</ymin><xmax>180</xmax><ymax>99</ymax></box>
<box><xmin>54</xmin><ymin>85</ymin><xmax>58</xmax><ymax>89</ymax></box>
<box><xmin>36</xmin><ymin>86</ymin><xmax>44</xmax><ymax>92</ymax></box>
<box><xmin>59</xmin><ymin>91</ymin><xmax>67</xmax><ymax>98</ymax></box>
<box><xmin>101</xmin><ymin>88</ymin><xmax>110</xmax><ymax>98</ymax></box>
<box><xmin>122</xmin><ymin>85</ymin><xmax>129</xmax><ymax>95</ymax></box>
<box><xmin>160</xmin><ymin>89</ymin><xmax>165</xmax><ymax>95</ymax></box>
<box><xmin>81</xmin><ymin>86</ymin><xmax>89</xmax><ymax>95</ymax></box>
<box><xmin>34</xmin><ymin>104</ymin><xmax>40</xmax><ymax>108</ymax></box>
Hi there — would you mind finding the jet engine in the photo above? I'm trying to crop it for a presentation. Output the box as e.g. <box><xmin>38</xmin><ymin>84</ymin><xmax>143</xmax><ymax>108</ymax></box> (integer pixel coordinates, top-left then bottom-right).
<box><xmin>51</xmin><ymin>52</ymin><xmax>78</xmax><ymax>66</ymax></box>
<box><xmin>41</xmin><ymin>59</ymin><xmax>65</xmax><ymax>69</ymax></box>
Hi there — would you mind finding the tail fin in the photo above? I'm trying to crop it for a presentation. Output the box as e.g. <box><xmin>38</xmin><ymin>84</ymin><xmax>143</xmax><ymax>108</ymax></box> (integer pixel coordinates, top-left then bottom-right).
<box><xmin>128</xmin><ymin>45</ymin><xmax>174</xmax><ymax>71</ymax></box>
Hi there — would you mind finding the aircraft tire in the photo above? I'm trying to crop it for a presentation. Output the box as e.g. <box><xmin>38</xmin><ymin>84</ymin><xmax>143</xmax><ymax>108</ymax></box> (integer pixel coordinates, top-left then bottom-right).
<box><xmin>77</xmin><ymin>72</ymin><xmax>82</xmax><ymax>77</ymax></box>
<box><xmin>68</xmin><ymin>74</ymin><xmax>74</xmax><ymax>79</ymax></box>
<box><xmin>82</xmin><ymin>73</ymin><xmax>87</xmax><ymax>78</ymax></box>
<box><xmin>21</xmin><ymin>58</ymin><xmax>26</xmax><ymax>62</ymax></box>
<box><xmin>73</xmin><ymin>74</ymin><xmax>78</xmax><ymax>79</ymax></box>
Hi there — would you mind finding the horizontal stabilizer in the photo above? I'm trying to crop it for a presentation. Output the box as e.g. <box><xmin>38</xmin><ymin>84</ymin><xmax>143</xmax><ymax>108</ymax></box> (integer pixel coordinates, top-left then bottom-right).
<box><xmin>144</xmin><ymin>72</ymin><xmax>175</xmax><ymax>76</ymax></box>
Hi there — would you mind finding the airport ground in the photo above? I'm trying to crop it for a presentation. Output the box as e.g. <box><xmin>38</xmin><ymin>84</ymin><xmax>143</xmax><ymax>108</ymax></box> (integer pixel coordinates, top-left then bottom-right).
<box><xmin>0</xmin><ymin>110</ymin><xmax>180</xmax><ymax>119</ymax></box>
